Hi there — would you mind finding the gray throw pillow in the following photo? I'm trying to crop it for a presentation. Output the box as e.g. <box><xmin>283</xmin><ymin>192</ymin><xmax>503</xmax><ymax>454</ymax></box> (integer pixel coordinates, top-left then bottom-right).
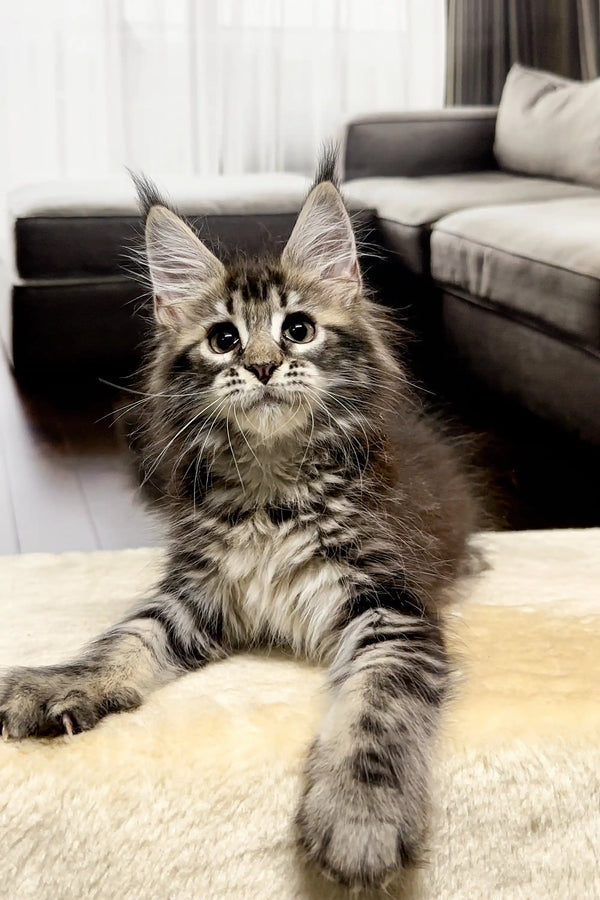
<box><xmin>494</xmin><ymin>63</ymin><xmax>600</xmax><ymax>189</ymax></box>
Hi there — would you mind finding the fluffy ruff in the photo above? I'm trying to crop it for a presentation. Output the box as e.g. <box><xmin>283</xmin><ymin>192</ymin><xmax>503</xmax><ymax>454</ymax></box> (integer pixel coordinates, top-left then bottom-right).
<box><xmin>1</xmin><ymin>527</ymin><xmax>599</xmax><ymax>900</ymax></box>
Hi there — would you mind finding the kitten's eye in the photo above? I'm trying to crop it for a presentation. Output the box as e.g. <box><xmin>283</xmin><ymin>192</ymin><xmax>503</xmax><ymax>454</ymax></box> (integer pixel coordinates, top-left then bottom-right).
<box><xmin>282</xmin><ymin>313</ymin><xmax>315</xmax><ymax>344</ymax></box>
<box><xmin>208</xmin><ymin>323</ymin><xmax>240</xmax><ymax>354</ymax></box>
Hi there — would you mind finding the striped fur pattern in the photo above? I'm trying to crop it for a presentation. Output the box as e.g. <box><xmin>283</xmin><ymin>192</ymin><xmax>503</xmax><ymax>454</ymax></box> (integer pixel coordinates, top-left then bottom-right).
<box><xmin>0</xmin><ymin>166</ymin><xmax>477</xmax><ymax>889</ymax></box>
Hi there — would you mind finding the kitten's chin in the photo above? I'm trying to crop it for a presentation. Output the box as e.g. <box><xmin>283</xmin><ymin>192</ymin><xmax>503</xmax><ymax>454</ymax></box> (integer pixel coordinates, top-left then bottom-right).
<box><xmin>232</xmin><ymin>395</ymin><xmax>309</xmax><ymax>437</ymax></box>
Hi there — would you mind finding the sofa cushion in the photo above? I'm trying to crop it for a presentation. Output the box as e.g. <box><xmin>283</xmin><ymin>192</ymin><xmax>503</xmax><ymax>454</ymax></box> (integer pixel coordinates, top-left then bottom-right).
<box><xmin>9</xmin><ymin>174</ymin><xmax>313</xmax><ymax>280</ymax></box>
<box><xmin>431</xmin><ymin>197</ymin><xmax>600</xmax><ymax>350</ymax></box>
<box><xmin>9</xmin><ymin>173</ymin><xmax>315</xmax><ymax>219</ymax></box>
<box><xmin>495</xmin><ymin>64</ymin><xmax>600</xmax><ymax>190</ymax></box>
<box><xmin>342</xmin><ymin>172</ymin><xmax>595</xmax><ymax>274</ymax></box>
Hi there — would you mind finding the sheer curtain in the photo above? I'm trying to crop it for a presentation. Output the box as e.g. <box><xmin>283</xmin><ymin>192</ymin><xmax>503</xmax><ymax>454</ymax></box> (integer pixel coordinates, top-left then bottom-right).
<box><xmin>0</xmin><ymin>0</ymin><xmax>445</xmax><ymax>191</ymax></box>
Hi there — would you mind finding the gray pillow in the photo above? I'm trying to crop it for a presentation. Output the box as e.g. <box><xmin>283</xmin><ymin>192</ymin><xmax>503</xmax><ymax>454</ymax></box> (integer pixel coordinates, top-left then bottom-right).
<box><xmin>494</xmin><ymin>63</ymin><xmax>600</xmax><ymax>189</ymax></box>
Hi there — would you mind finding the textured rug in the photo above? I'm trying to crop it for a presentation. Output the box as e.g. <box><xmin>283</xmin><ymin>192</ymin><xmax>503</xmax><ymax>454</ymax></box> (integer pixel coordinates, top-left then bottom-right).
<box><xmin>0</xmin><ymin>529</ymin><xmax>599</xmax><ymax>900</ymax></box>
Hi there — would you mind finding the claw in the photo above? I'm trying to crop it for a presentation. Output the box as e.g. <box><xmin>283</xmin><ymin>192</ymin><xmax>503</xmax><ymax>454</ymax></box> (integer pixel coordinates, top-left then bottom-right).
<box><xmin>1</xmin><ymin>721</ymin><xmax>9</xmax><ymax>742</ymax></box>
<box><xmin>62</xmin><ymin>713</ymin><xmax>75</xmax><ymax>737</ymax></box>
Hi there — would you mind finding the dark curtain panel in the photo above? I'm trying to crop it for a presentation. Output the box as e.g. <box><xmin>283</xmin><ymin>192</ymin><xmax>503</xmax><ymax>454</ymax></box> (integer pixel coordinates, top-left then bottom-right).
<box><xmin>446</xmin><ymin>0</ymin><xmax>599</xmax><ymax>104</ymax></box>
<box><xmin>577</xmin><ymin>0</ymin><xmax>600</xmax><ymax>78</ymax></box>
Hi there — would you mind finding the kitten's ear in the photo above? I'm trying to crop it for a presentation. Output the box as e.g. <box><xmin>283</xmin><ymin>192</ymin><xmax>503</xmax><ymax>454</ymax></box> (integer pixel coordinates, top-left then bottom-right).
<box><xmin>282</xmin><ymin>182</ymin><xmax>360</xmax><ymax>288</ymax></box>
<box><xmin>145</xmin><ymin>205</ymin><xmax>225</xmax><ymax>329</ymax></box>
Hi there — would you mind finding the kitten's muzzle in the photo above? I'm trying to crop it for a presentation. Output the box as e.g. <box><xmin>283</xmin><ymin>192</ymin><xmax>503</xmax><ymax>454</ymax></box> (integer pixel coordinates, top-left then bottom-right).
<box><xmin>245</xmin><ymin>362</ymin><xmax>279</xmax><ymax>384</ymax></box>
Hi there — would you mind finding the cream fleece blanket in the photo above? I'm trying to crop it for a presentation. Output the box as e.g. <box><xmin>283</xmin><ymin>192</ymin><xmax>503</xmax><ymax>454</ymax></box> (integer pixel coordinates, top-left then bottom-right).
<box><xmin>0</xmin><ymin>529</ymin><xmax>599</xmax><ymax>900</ymax></box>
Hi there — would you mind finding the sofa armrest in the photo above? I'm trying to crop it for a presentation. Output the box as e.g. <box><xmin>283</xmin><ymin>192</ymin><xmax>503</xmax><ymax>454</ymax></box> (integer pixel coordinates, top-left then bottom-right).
<box><xmin>341</xmin><ymin>107</ymin><xmax>498</xmax><ymax>181</ymax></box>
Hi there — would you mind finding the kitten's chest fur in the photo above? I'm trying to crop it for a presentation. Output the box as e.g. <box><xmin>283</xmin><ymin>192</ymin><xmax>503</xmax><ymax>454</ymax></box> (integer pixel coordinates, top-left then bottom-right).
<box><xmin>194</xmin><ymin>450</ymin><xmax>355</xmax><ymax>657</ymax></box>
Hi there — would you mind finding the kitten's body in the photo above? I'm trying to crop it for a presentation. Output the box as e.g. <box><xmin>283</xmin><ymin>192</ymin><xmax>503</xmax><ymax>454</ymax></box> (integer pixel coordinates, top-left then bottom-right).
<box><xmin>137</xmin><ymin>262</ymin><xmax>473</xmax><ymax>659</ymax></box>
<box><xmin>1</xmin><ymin>170</ymin><xmax>477</xmax><ymax>889</ymax></box>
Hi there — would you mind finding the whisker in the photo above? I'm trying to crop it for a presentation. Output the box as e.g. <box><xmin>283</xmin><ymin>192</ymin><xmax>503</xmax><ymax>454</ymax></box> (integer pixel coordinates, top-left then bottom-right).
<box><xmin>226</xmin><ymin>412</ymin><xmax>245</xmax><ymax>493</ymax></box>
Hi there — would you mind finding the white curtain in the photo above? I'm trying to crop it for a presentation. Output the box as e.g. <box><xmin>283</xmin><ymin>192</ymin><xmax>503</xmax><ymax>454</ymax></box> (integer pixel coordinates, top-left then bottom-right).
<box><xmin>0</xmin><ymin>0</ymin><xmax>446</xmax><ymax>190</ymax></box>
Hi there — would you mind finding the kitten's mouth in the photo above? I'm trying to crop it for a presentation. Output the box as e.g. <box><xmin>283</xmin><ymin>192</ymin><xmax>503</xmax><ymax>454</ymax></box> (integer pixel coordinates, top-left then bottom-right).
<box><xmin>230</xmin><ymin>386</ymin><xmax>309</xmax><ymax>434</ymax></box>
<box><xmin>244</xmin><ymin>387</ymin><xmax>291</xmax><ymax>409</ymax></box>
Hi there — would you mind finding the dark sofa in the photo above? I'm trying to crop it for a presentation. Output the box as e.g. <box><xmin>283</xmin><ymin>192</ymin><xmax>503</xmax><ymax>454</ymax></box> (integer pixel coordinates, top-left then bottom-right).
<box><xmin>341</xmin><ymin>106</ymin><xmax>600</xmax><ymax>445</ymax></box>
<box><xmin>3</xmin><ymin>95</ymin><xmax>599</xmax><ymax>446</ymax></box>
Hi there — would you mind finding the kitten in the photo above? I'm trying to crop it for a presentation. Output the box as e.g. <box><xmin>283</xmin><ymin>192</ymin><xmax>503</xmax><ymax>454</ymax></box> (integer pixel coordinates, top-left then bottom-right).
<box><xmin>0</xmin><ymin>163</ymin><xmax>477</xmax><ymax>889</ymax></box>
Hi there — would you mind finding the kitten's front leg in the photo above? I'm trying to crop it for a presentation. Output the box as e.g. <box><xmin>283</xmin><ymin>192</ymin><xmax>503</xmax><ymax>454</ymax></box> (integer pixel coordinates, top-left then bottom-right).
<box><xmin>296</xmin><ymin>603</ymin><xmax>450</xmax><ymax>889</ymax></box>
<box><xmin>0</xmin><ymin>586</ymin><xmax>226</xmax><ymax>739</ymax></box>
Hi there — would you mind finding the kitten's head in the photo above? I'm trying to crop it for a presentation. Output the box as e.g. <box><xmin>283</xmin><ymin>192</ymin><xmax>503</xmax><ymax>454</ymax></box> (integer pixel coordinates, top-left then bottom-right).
<box><xmin>136</xmin><ymin>173</ymin><xmax>400</xmax><ymax>444</ymax></box>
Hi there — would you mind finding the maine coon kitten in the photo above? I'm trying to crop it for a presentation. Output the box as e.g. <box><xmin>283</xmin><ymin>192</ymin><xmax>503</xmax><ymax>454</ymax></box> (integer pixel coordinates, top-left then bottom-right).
<box><xmin>0</xmin><ymin>164</ymin><xmax>477</xmax><ymax>889</ymax></box>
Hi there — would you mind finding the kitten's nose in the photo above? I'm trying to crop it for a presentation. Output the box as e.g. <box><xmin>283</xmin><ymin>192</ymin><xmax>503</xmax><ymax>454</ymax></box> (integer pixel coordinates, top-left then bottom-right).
<box><xmin>245</xmin><ymin>362</ymin><xmax>278</xmax><ymax>384</ymax></box>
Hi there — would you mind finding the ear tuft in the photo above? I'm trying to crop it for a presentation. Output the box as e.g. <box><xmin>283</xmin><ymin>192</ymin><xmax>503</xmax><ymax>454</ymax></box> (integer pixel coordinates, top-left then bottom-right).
<box><xmin>282</xmin><ymin>181</ymin><xmax>360</xmax><ymax>286</ymax></box>
<box><xmin>310</xmin><ymin>142</ymin><xmax>341</xmax><ymax>190</ymax></box>
<box><xmin>129</xmin><ymin>170</ymin><xmax>172</xmax><ymax>222</ymax></box>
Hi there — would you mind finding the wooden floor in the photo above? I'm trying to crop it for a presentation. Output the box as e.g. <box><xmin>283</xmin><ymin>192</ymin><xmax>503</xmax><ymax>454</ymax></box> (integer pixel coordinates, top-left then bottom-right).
<box><xmin>1</xmin><ymin>351</ymin><xmax>598</xmax><ymax>556</ymax></box>
<box><xmin>0</xmin><ymin>355</ymin><xmax>161</xmax><ymax>555</ymax></box>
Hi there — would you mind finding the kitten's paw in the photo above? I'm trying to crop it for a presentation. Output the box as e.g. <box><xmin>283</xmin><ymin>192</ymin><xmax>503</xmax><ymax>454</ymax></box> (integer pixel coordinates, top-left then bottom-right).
<box><xmin>296</xmin><ymin>740</ymin><xmax>425</xmax><ymax>889</ymax></box>
<box><xmin>0</xmin><ymin>667</ymin><xmax>141</xmax><ymax>740</ymax></box>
